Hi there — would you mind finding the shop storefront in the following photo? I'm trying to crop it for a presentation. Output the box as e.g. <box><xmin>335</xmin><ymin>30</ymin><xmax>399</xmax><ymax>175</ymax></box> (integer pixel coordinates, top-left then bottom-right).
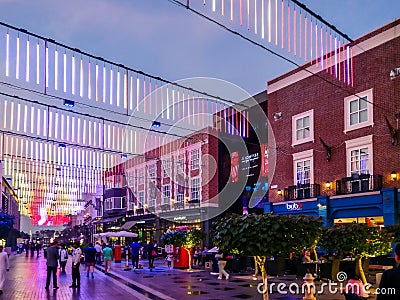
<box><xmin>264</xmin><ymin>188</ymin><xmax>400</xmax><ymax>226</ymax></box>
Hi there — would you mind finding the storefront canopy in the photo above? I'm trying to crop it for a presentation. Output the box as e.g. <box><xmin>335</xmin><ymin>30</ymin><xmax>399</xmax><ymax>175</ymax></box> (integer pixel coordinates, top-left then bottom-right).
<box><xmin>119</xmin><ymin>221</ymin><xmax>137</xmax><ymax>230</ymax></box>
<box><xmin>94</xmin><ymin>231</ymin><xmax>138</xmax><ymax>238</ymax></box>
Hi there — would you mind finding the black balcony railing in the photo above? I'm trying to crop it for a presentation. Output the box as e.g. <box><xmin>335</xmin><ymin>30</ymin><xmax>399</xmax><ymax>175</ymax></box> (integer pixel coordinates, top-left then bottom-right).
<box><xmin>336</xmin><ymin>174</ymin><xmax>382</xmax><ymax>195</ymax></box>
<box><xmin>135</xmin><ymin>208</ymin><xmax>144</xmax><ymax>215</ymax></box>
<box><xmin>161</xmin><ymin>204</ymin><xmax>171</xmax><ymax>211</ymax></box>
<box><xmin>284</xmin><ymin>184</ymin><xmax>320</xmax><ymax>201</ymax></box>
<box><xmin>174</xmin><ymin>202</ymin><xmax>185</xmax><ymax>210</ymax></box>
<box><xmin>188</xmin><ymin>200</ymin><xmax>200</xmax><ymax>207</ymax></box>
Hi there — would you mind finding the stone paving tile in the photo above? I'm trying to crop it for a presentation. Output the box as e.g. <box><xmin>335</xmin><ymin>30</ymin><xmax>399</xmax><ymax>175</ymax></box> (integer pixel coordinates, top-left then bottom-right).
<box><xmin>5</xmin><ymin>252</ymin><xmax>147</xmax><ymax>300</ymax></box>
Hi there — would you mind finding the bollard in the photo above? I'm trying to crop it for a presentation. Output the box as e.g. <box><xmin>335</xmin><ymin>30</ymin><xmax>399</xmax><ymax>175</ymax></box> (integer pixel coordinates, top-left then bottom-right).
<box><xmin>303</xmin><ymin>273</ymin><xmax>316</xmax><ymax>300</ymax></box>
<box><xmin>124</xmin><ymin>251</ymin><xmax>131</xmax><ymax>271</ymax></box>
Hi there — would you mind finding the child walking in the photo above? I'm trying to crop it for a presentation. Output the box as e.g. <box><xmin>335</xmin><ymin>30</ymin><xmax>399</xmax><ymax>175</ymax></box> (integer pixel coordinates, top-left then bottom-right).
<box><xmin>165</xmin><ymin>253</ymin><xmax>173</xmax><ymax>270</ymax></box>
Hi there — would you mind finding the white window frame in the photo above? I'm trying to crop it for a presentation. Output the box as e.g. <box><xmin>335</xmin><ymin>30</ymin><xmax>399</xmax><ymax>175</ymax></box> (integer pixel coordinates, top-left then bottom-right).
<box><xmin>147</xmin><ymin>164</ymin><xmax>156</xmax><ymax>181</ymax></box>
<box><xmin>138</xmin><ymin>191</ymin><xmax>144</xmax><ymax>209</ymax></box>
<box><xmin>162</xmin><ymin>158</ymin><xmax>172</xmax><ymax>178</ymax></box>
<box><xmin>137</xmin><ymin>168</ymin><xmax>144</xmax><ymax>185</ymax></box>
<box><xmin>292</xmin><ymin>150</ymin><xmax>314</xmax><ymax>185</ymax></box>
<box><xmin>190</xmin><ymin>148</ymin><xmax>200</xmax><ymax>170</ymax></box>
<box><xmin>292</xmin><ymin>109</ymin><xmax>314</xmax><ymax>146</ymax></box>
<box><xmin>162</xmin><ymin>185</ymin><xmax>170</xmax><ymax>205</ymax></box>
<box><xmin>344</xmin><ymin>88</ymin><xmax>374</xmax><ymax>133</ymax></box>
<box><xmin>345</xmin><ymin>135</ymin><xmax>373</xmax><ymax>176</ymax></box>
<box><xmin>190</xmin><ymin>177</ymin><xmax>201</xmax><ymax>202</ymax></box>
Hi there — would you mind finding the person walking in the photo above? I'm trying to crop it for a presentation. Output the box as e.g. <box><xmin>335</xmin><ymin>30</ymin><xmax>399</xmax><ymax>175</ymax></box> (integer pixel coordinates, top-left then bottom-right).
<box><xmin>130</xmin><ymin>239</ymin><xmax>142</xmax><ymax>270</ymax></box>
<box><xmin>147</xmin><ymin>239</ymin><xmax>156</xmax><ymax>271</ymax></box>
<box><xmin>0</xmin><ymin>245</ymin><xmax>10</xmax><ymax>294</ymax></box>
<box><xmin>70</xmin><ymin>242</ymin><xmax>82</xmax><ymax>289</ymax></box>
<box><xmin>94</xmin><ymin>242</ymin><xmax>103</xmax><ymax>265</ymax></box>
<box><xmin>377</xmin><ymin>243</ymin><xmax>400</xmax><ymax>300</ymax></box>
<box><xmin>84</xmin><ymin>243</ymin><xmax>96</xmax><ymax>278</ymax></box>
<box><xmin>58</xmin><ymin>244</ymin><xmax>68</xmax><ymax>273</ymax></box>
<box><xmin>102</xmin><ymin>244</ymin><xmax>113</xmax><ymax>274</ymax></box>
<box><xmin>45</xmin><ymin>240</ymin><xmax>59</xmax><ymax>290</ymax></box>
<box><xmin>165</xmin><ymin>253</ymin><xmax>173</xmax><ymax>270</ymax></box>
<box><xmin>215</xmin><ymin>251</ymin><xmax>229</xmax><ymax>280</ymax></box>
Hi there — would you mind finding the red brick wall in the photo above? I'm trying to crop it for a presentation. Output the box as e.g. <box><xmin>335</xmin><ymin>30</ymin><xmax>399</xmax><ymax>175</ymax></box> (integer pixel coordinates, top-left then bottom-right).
<box><xmin>268</xmin><ymin>28</ymin><xmax>400</xmax><ymax>202</ymax></box>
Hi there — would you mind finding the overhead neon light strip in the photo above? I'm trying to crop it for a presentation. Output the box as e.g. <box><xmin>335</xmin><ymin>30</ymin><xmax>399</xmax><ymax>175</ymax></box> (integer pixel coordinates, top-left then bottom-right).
<box><xmin>129</xmin><ymin>75</ymin><xmax>133</xmax><ymax>110</ymax></box>
<box><xmin>136</xmin><ymin>77</ymin><xmax>140</xmax><ymax>111</ymax></box>
<box><xmin>55</xmin><ymin>50</ymin><xmax>58</xmax><ymax>90</ymax></box>
<box><xmin>254</xmin><ymin>0</ymin><xmax>257</xmax><ymax>34</ymax></box>
<box><xmin>230</xmin><ymin>0</ymin><xmax>233</xmax><ymax>21</ymax></box>
<box><xmin>88</xmin><ymin>61</ymin><xmax>92</xmax><ymax>100</ymax></box>
<box><xmin>45</xmin><ymin>45</ymin><xmax>49</xmax><ymax>88</ymax></box>
<box><xmin>80</xmin><ymin>58</ymin><xmax>83</xmax><ymax>97</ymax></box>
<box><xmin>109</xmin><ymin>69</ymin><xmax>113</xmax><ymax>105</ymax></box>
<box><xmin>63</xmin><ymin>53</ymin><xmax>67</xmax><ymax>93</ymax></box>
<box><xmin>116</xmin><ymin>70</ymin><xmax>120</xmax><ymax>107</ymax></box>
<box><xmin>6</xmin><ymin>33</ymin><xmax>9</xmax><ymax>77</ymax></box>
<box><xmin>16</xmin><ymin>36</ymin><xmax>20</xmax><ymax>79</ymax></box>
<box><xmin>71</xmin><ymin>56</ymin><xmax>75</xmax><ymax>95</ymax></box>
<box><xmin>261</xmin><ymin>0</ymin><xmax>265</xmax><ymax>39</ymax></box>
<box><xmin>26</xmin><ymin>40</ymin><xmax>30</xmax><ymax>82</ymax></box>
<box><xmin>95</xmin><ymin>64</ymin><xmax>99</xmax><ymax>102</ymax></box>
<box><xmin>103</xmin><ymin>66</ymin><xmax>106</xmax><ymax>103</ymax></box>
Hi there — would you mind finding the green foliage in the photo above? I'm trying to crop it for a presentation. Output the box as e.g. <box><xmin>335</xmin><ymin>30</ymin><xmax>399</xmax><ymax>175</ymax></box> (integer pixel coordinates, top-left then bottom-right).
<box><xmin>0</xmin><ymin>213</ymin><xmax>14</xmax><ymax>239</ymax></box>
<box><xmin>319</xmin><ymin>223</ymin><xmax>393</xmax><ymax>258</ymax></box>
<box><xmin>212</xmin><ymin>213</ymin><xmax>323</xmax><ymax>257</ymax></box>
<box><xmin>383</xmin><ymin>225</ymin><xmax>400</xmax><ymax>243</ymax></box>
<box><xmin>160</xmin><ymin>227</ymin><xmax>206</xmax><ymax>249</ymax></box>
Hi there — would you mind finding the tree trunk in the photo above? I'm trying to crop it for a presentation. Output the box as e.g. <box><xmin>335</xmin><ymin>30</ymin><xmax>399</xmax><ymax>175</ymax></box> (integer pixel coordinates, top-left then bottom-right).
<box><xmin>312</xmin><ymin>247</ymin><xmax>318</xmax><ymax>262</ymax></box>
<box><xmin>255</xmin><ymin>256</ymin><xmax>268</xmax><ymax>300</ymax></box>
<box><xmin>186</xmin><ymin>248</ymin><xmax>192</xmax><ymax>271</ymax></box>
<box><xmin>253</xmin><ymin>256</ymin><xmax>259</xmax><ymax>277</ymax></box>
<box><xmin>356</xmin><ymin>257</ymin><xmax>367</xmax><ymax>284</ymax></box>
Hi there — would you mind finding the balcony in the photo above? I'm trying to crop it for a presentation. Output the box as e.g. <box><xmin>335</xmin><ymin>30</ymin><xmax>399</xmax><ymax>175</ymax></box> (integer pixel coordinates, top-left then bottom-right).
<box><xmin>283</xmin><ymin>184</ymin><xmax>320</xmax><ymax>201</ymax></box>
<box><xmin>173</xmin><ymin>202</ymin><xmax>185</xmax><ymax>210</ymax></box>
<box><xmin>188</xmin><ymin>200</ymin><xmax>200</xmax><ymax>207</ymax></box>
<box><xmin>135</xmin><ymin>208</ymin><xmax>144</xmax><ymax>215</ymax></box>
<box><xmin>336</xmin><ymin>174</ymin><xmax>382</xmax><ymax>195</ymax></box>
<box><xmin>161</xmin><ymin>204</ymin><xmax>171</xmax><ymax>211</ymax></box>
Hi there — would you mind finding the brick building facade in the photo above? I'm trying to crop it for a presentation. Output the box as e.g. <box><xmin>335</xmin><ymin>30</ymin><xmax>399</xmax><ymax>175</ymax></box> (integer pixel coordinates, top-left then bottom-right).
<box><xmin>266</xmin><ymin>20</ymin><xmax>400</xmax><ymax>226</ymax></box>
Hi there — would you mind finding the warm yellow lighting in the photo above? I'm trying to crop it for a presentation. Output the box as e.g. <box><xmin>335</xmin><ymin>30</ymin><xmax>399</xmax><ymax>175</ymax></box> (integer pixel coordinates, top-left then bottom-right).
<box><xmin>391</xmin><ymin>171</ymin><xmax>397</xmax><ymax>181</ymax></box>
<box><xmin>277</xmin><ymin>189</ymin><xmax>283</xmax><ymax>196</ymax></box>
<box><xmin>325</xmin><ymin>181</ymin><xmax>331</xmax><ymax>189</ymax></box>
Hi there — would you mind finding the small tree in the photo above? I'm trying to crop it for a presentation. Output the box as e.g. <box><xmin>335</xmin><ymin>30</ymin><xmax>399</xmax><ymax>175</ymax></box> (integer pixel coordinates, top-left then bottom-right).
<box><xmin>319</xmin><ymin>223</ymin><xmax>393</xmax><ymax>284</ymax></box>
<box><xmin>0</xmin><ymin>213</ymin><xmax>14</xmax><ymax>240</ymax></box>
<box><xmin>161</xmin><ymin>227</ymin><xmax>206</xmax><ymax>270</ymax></box>
<box><xmin>213</xmin><ymin>213</ymin><xmax>322</xmax><ymax>300</ymax></box>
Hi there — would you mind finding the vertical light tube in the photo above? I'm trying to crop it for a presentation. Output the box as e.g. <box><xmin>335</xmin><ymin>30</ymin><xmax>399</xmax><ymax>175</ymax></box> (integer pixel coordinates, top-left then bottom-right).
<box><xmin>23</xmin><ymin>105</ymin><xmax>27</xmax><ymax>132</ymax></box>
<box><xmin>149</xmin><ymin>81</ymin><xmax>152</xmax><ymax>114</ymax></box>
<box><xmin>288</xmin><ymin>4</ymin><xmax>290</xmax><ymax>53</ymax></box>
<box><xmin>79</xmin><ymin>58</ymin><xmax>83</xmax><ymax>97</ymax></box>
<box><xmin>45</xmin><ymin>45</ymin><xmax>49</xmax><ymax>88</ymax></box>
<box><xmin>329</xmin><ymin>33</ymin><xmax>332</xmax><ymax>75</ymax></box>
<box><xmin>26</xmin><ymin>40</ymin><xmax>30</xmax><ymax>82</ymax></box>
<box><xmin>143</xmin><ymin>79</ymin><xmax>146</xmax><ymax>113</ymax></box>
<box><xmin>212</xmin><ymin>0</ymin><xmax>216</xmax><ymax>12</ymax></box>
<box><xmin>320</xmin><ymin>27</ymin><xmax>324</xmax><ymax>70</ymax></box>
<box><xmin>325</xmin><ymin>30</ymin><xmax>328</xmax><ymax>73</ymax></box>
<box><xmin>346</xmin><ymin>46</ymin><xmax>350</xmax><ymax>85</ymax></box>
<box><xmin>6</xmin><ymin>33</ymin><xmax>9</xmax><ymax>77</ymax></box>
<box><xmin>136</xmin><ymin>77</ymin><xmax>140</xmax><ymax>111</ymax></box>
<box><xmin>95</xmin><ymin>64</ymin><xmax>99</xmax><ymax>101</ymax></box>
<box><xmin>275</xmin><ymin>0</ymin><xmax>277</xmax><ymax>45</ymax></box>
<box><xmin>54</xmin><ymin>50</ymin><xmax>58</xmax><ymax>90</ymax></box>
<box><xmin>338</xmin><ymin>40</ymin><xmax>342</xmax><ymax>81</ymax></box>
<box><xmin>247</xmin><ymin>0</ymin><xmax>250</xmax><ymax>30</ymax></box>
<box><xmin>172</xmin><ymin>88</ymin><xmax>175</xmax><ymax>120</ymax></box>
<box><xmin>71</xmin><ymin>116</ymin><xmax>75</xmax><ymax>142</ymax></box>
<box><xmin>293</xmin><ymin>8</ymin><xmax>296</xmax><ymax>56</ymax></box>
<box><xmin>161</xmin><ymin>86</ymin><xmax>164</xmax><ymax>118</ymax></box>
<box><xmin>240</xmin><ymin>0</ymin><xmax>243</xmax><ymax>26</ymax></box>
<box><xmin>36</xmin><ymin>43</ymin><xmax>41</xmax><ymax>85</ymax></box>
<box><xmin>299</xmin><ymin>11</ymin><xmax>302</xmax><ymax>58</ymax></box>
<box><xmin>304</xmin><ymin>17</ymin><xmax>307</xmax><ymax>61</ymax></box>
<box><xmin>103</xmin><ymin>66</ymin><xmax>106</xmax><ymax>103</ymax></box>
<box><xmin>261</xmin><ymin>0</ymin><xmax>265</xmax><ymax>39</ymax></box>
<box><xmin>55</xmin><ymin>112</ymin><xmax>58</xmax><ymax>139</ymax></box>
<box><xmin>88</xmin><ymin>61</ymin><xmax>92</xmax><ymax>100</ymax></box>
<box><xmin>310</xmin><ymin>19</ymin><xmax>312</xmax><ymax>62</ymax></box>
<box><xmin>43</xmin><ymin>109</ymin><xmax>47</xmax><ymax>138</ymax></box>
<box><xmin>315</xmin><ymin>24</ymin><xmax>318</xmax><ymax>66</ymax></box>
<box><xmin>254</xmin><ymin>0</ymin><xmax>257</xmax><ymax>34</ymax></box>
<box><xmin>60</xmin><ymin>113</ymin><xmax>64</xmax><ymax>140</ymax></box>
<box><xmin>37</xmin><ymin>108</ymin><xmax>41</xmax><ymax>136</ymax></box>
<box><xmin>117</xmin><ymin>70</ymin><xmax>120</xmax><ymax>107</ymax></box>
<box><xmin>166</xmin><ymin>87</ymin><xmax>170</xmax><ymax>119</ymax></box>
<box><xmin>281</xmin><ymin>0</ymin><xmax>284</xmax><ymax>49</ymax></box>
<box><xmin>230</xmin><ymin>0</ymin><xmax>233</xmax><ymax>21</ymax></box>
<box><xmin>109</xmin><ymin>68</ymin><xmax>113</xmax><ymax>105</ymax></box>
<box><xmin>124</xmin><ymin>71</ymin><xmax>128</xmax><ymax>109</ymax></box>
<box><xmin>334</xmin><ymin>37</ymin><xmax>338</xmax><ymax>77</ymax></box>
<box><xmin>17</xmin><ymin>103</ymin><xmax>21</xmax><ymax>132</ymax></box>
<box><xmin>16</xmin><ymin>36</ymin><xmax>20</xmax><ymax>79</ymax></box>
<box><xmin>30</xmin><ymin>106</ymin><xmax>34</xmax><ymax>134</ymax></box>
<box><xmin>71</xmin><ymin>56</ymin><xmax>75</xmax><ymax>95</ymax></box>
<box><xmin>222</xmin><ymin>0</ymin><xmax>224</xmax><ymax>16</ymax></box>
<box><xmin>350</xmin><ymin>47</ymin><xmax>354</xmax><ymax>87</ymax></box>
<box><xmin>63</xmin><ymin>53</ymin><xmax>67</xmax><ymax>93</ymax></box>
<box><xmin>129</xmin><ymin>75</ymin><xmax>134</xmax><ymax>110</ymax></box>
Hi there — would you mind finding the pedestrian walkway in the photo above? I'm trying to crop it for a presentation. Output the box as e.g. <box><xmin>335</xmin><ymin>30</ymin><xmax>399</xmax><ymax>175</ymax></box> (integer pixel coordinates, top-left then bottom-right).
<box><xmin>4</xmin><ymin>253</ymin><xmax>379</xmax><ymax>299</ymax></box>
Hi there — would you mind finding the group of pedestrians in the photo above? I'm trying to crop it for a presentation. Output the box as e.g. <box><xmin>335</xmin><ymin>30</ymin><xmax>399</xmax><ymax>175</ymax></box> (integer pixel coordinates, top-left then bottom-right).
<box><xmin>130</xmin><ymin>238</ymin><xmax>157</xmax><ymax>271</ymax></box>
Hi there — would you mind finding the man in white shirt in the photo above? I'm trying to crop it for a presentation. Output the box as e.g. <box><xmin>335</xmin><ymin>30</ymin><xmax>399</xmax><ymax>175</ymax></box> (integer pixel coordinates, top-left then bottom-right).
<box><xmin>70</xmin><ymin>242</ymin><xmax>82</xmax><ymax>288</ymax></box>
<box><xmin>0</xmin><ymin>246</ymin><xmax>10</xmax><ymax>294</ymax></box>
<box><xmin>94</xmin><ymin>242</ymin><xmax>103</xmax><ymax>265</ymax></box>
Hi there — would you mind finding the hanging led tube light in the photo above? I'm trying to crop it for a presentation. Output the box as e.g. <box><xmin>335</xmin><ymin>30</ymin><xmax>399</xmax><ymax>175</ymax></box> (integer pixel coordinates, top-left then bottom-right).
<box><xmin>54</xmin><ymin>49</ymin><xmax>58</xmax><ymax>90</ymax></box>
<box><xmin>6</xmin><ymin>32</ymin><xmax>9</xmax><ymax>77</ymax></box>
<box><xmin>26</xmin><ymin>39</ymin><xmax>30</xmax><ymax>82</ymax></box>
<box><xmin>16</xmin><ymin>36</ymin><xmax>20</xmax><ymax>79</ymax></box>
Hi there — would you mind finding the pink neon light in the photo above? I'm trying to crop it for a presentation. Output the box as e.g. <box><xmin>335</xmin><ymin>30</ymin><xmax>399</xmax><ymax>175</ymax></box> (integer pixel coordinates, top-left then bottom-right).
<box><xmin>320</xmin><ymin>27</ymin><xmax>324</xmax><ymax>70</ymax></box>
<box><xmin>143</xmin><ymin>79</ymin><xmax>146</xmax><ymax>113</ymax></box>
<box><xmin>197</xmin><ymin>98</ymin><xmax>200</xmax><ymax>127</ymax></box>
<box><xmin>254</xmin><ymin>0</ymin><xmax>257</xmax><ymax>34</ymax></box>
<box><xmin>275</xmin><ymin>0</ymin><xmax>278</xmax><ymax>45</ymax></box>
<box><xmin>281</xmin><ymin>0</ymin><xmax>284</xmax><ymax>49</ymax></box>
<box><xmin>338</xmin><ymin>40</ymin><xmax>341</xmax><ymax>81</ymax></box>
<box><xmin>247</xmin><ymin>0</ymin><xmax>250</xmax><ymax>30</ymax></box>
<box><xmin>231</xmin><ymin>0</ymin><xmax>233</xmax><ymax>21</ymax></box>
<box><xmin>187</xmin><ymin>94</ymin><xmax>190</xmax><ymax>125</ymax></box>
<box><xmin>334</xmin><ymin>37</ymin><xmax>338</xmax><ymax>78</ymax></box>
<box><xmin>287</xmin><ymin>4</ymin><xmax>290</xmax><ymax>53</ymax></box>
<box><xmin>351</xmin><ymin>47</ymin><xmax>354</xmax><ymax>87</ymax></box>
<box><xmin>310</xmin><ymin>19</ymin><xmax>312</xmax><ymax>62</ymax></box>
<box><xmin>240</xmin><ymin>0</ymin><xmax>243</xmax><ymax>26</ymax></box>
<box><xmin>149</xmin><ymin>81</ymin><xmax>152</xmax><ymax>114</ymax></box>
<box><xmin>315</xmin><ymin>24</ymin><xmax>318</xmax><ymax>66</ymax></box>
<box><xmin>222</xmin><ymin>0</ymin><xmax>224</xmax><ymax>15</ymax></box>
<box><xmin>330</xmin><ymin>33</ymin><xmax>333</xmax><ymax>75</ymax></box>
<box><xmin>325</xmin><ymin>30</ymin><xmax>328</xmax><ymax>73</ymax></box>
<box><xmin>293</xmin><ymin>8</ymin><xmax>296</xmax><ymax>56</ymax></box>
<box><xmin>304</xmin><ymin>17</ymin><xmax>307</xmax><ymax>61</ymax></box>
<box><xmin>192</xmin><ymin>96</ymin><xmax>195</xmax><ymax>125</ymax></box>
<box><xmin>299</xmin><ymin>11</ymin><xmax>303</xmax><ymax>58</ymax></box>
<box><xmin>202</xmin><ymin>99</ymin><xmax>205</xmax><ymax>128</ymax></box>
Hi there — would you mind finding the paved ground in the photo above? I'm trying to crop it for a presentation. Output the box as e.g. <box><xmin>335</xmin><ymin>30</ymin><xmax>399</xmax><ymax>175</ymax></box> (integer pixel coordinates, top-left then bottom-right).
<box><xmin>4</xmin><ymin>252</ymin><xmax>380</xmax><ymax>299</ymax></box>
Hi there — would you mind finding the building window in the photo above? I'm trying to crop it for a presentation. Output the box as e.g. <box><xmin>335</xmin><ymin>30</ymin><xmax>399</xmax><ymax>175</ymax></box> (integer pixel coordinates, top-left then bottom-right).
<box><xmin>190</xmin><ymin>178</ymin><xmax>200</xmax><ymax>202</ymax></box>
<box><xmin>162</xmin><ymin>158</ymin><xmax>172</xmax><ymax>178</ymax></box>
<box><xmin>345</xmin><ymin>135</ymin><xmax>373</xmax><ymax>176</ymax></box>
<box><xmin>177</xmin><ymin>153</ymin><xmax>185</xmax><ymax>174</ymax></box>
<box><xmin>292</xmin><ymin>150</ymin><xmax>314</xmax><ymax>185</ymax></box>
<box><xmin>148</xmin><ymin>164</ymin><xmax>156</xmax><ymax>181</ymax></box>
<box><xmin>190</xmin><ymin>149</ymin><xmax>200</xmax><ymax>170</ymax></box>
<box><xmin>138</xmin><ymin>191</ymin><xmax>144</xmax><ymax>209</ymax></box>
<box><xmin>138</xmin><ymin>169</ymin><xmax>144</xmax><ymax>185</ymax></box>
<box><xmin>292</xmin><ymin>110</ymin><xmax>314</xmax><ymax>146</ymax></box>
<box><xmin>344</xmin><ymin>89</ymin><xmax>373</xmax><ymax>132</ymax></box>
<box><xmin>162</xmin><ymin>185</ymin><xmax>170</xmax><ymax>204</ymax></box>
